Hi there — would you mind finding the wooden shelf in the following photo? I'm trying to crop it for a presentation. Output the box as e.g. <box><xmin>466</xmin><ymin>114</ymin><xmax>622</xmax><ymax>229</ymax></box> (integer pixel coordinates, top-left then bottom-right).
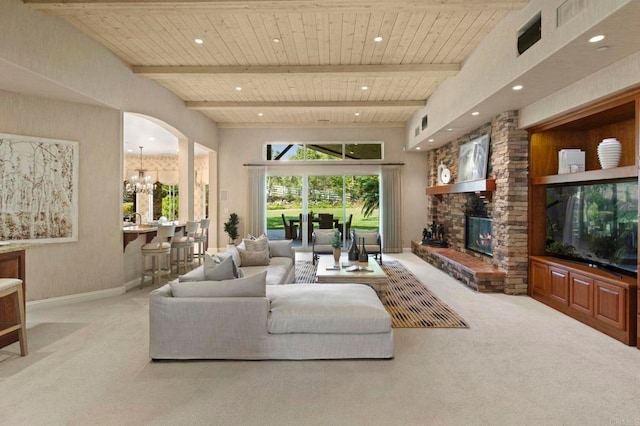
<box><xmin>426</xmin><ymin>178</ymin><xmax>496</xmax><ymax>196</ymax></box>
<box><xmin>531</xmin><ymin>165</ymin><xmax>637</xmax><ymax>186</ymax></box>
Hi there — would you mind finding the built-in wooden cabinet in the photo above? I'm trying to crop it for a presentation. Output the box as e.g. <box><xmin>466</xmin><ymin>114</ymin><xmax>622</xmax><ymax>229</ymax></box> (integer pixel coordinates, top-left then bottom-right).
<box><xmin>528</xmin><ymin>87</ymin><xmax>640</xmax><ymax>347</ymax></box>
<box><xmin>548</xmin><ymin>266</ymin><xmax>569</xmax><ymax>306</ymax></box>
<box><xmin>570</xmin><ymin>272</ymin><xmax>594</xmax><ymax>316</ymax></box>
<box><xmin>530</xmin><ymin>257</ymin><xmax>637</xmax><ymax>345</ymax></box>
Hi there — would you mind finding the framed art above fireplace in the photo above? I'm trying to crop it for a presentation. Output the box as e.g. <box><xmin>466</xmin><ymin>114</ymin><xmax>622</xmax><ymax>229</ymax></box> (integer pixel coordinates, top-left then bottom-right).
<box><xmin>458</xmin><ymin>134</ymin><xmax>489</xmax><ymax>183</ymax></box>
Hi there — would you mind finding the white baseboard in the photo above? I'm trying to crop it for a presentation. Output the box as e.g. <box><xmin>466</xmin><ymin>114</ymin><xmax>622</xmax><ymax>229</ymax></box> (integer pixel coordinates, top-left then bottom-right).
<box><xmin>27</xmin><ymin>286</ymin><xmax>126</xmax><ymax>311</ymax></box>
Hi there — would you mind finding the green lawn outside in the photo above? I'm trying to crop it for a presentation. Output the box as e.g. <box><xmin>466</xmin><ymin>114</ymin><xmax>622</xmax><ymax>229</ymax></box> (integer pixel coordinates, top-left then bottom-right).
<box><xmin>267</xmin><ymin>207</ymin><xmax>379</xmax><ymax>230</ymax></box>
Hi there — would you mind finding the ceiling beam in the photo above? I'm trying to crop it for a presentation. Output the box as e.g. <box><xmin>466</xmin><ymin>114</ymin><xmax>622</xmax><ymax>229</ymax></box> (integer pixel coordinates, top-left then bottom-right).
<box><xmin>217</xmin><ymin>122</ymin><xmax>407</xmax><ymax>129</ymax></box>
<box><xmin>25</xmin><ymin>0</ymin><xmax>529</xmax><ymax>15</ymax></box>
<box><xmin>186</xmin><ymin>101</ymin><xmax>425</xmax><ymax>110</ymax></box>
<box><xmin>134</xmin><ymin>64</ymin><xmax>460</xmax><ymax>78</ymax></box>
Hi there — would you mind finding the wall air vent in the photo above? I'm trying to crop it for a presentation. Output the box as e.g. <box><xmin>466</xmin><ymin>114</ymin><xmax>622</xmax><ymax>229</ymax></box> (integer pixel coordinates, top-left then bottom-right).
<box><xmin>421</xmin><ymin>114</ymin><xmax>428</xmax><ymax>130</ymax></box>
<box><xmin>517</xmin><ymin>13</ymin><xmax>541</xmax><ymax>55</ymax></box>
<box><xmin>557</xmin><ymin>0</ymin><xmax>586</xmax><ymax>27</ymax></box>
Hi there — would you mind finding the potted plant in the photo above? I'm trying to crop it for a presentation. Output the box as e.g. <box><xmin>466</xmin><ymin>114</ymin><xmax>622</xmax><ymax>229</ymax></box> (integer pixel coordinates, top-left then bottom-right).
<box><xmin>331</xmin><ymin>229</ymin><xmax>342</xmax><ymax>265</ymax></box>
<box><xmin>223</xmin><ymin>213</ymin><xmax>239</xmax><ymax>244</ymax></box>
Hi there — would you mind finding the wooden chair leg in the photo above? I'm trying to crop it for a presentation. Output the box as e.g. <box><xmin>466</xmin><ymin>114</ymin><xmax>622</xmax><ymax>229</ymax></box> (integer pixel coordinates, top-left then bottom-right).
<box><xmin>15</xmin><ymin>283</ymin><xmax>27</xmax><ymax>356</ymax></box>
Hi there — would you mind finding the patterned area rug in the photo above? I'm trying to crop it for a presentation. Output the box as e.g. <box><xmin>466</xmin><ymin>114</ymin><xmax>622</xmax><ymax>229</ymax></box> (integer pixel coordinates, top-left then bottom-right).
<box><xmin>296</xmin><ymin>260</ymin><xmax>468</xmax><ymax>328</ymax></box>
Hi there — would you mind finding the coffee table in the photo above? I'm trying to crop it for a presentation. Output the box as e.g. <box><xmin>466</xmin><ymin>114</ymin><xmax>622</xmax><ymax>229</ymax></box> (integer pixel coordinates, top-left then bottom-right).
<box><xmin>315</xmin><ymin>255</ymin><xmax>388</xmax><ymax>302</ymax></box>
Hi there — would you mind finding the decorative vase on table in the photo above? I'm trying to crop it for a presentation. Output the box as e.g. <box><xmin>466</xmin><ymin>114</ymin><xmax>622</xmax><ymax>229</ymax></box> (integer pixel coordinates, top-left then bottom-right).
<box><xmin>358</xmin><ymin>237</ymin><xmax>368</xmax><ymax>263</ymax></box>
<box><xmin>333</xmin><ymin>248</ymin><xmax>341</xmax><ymax>265</ymax></box>
<box><xmin>597</xmin><ymin>138</ymin><xmax>622</xmax><ymax>169</ymax></box>
<box><xmin>348</xmin><ymin>238</ymin><xmax>359</xmax><ymax>261</ymax></box>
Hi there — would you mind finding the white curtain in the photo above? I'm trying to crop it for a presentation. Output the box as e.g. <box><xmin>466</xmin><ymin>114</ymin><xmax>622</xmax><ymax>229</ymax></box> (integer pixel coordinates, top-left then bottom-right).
<box><xmin>247</xmin><ymin>166</ymin><xmax>266</xmax><ymax>237</ymax></box>
<box><xmin>381</xmin><ymin>166</ymin><xmax>402</xmax><ymax>253</ymax></box>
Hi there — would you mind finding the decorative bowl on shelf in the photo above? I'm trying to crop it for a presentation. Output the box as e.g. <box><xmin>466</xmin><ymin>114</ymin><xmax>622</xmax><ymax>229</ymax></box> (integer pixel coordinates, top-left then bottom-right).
<box><xmin>597</xmin><ymin>138</ymin><xmax>621</xmax><ymax>169</ymax></box>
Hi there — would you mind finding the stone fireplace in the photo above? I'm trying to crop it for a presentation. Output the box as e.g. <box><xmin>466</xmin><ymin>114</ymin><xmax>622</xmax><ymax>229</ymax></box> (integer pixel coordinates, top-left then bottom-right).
<box><xmin>414</xmin><ymin>110</ymin><xmax>529</xmax><ymax>295</ymax></box>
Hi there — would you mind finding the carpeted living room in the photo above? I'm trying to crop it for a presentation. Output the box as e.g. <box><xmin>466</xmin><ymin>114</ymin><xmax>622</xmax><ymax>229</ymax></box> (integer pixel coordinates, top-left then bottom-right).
<box><xmin>2</xmin><ymin>0</ymin><xmax>640</xmax><ymax>424</ymax></box>
<box><xmin>2</xmin><ymin>251</ymin><xmax>639</xmax><ymax>425</ymax></box>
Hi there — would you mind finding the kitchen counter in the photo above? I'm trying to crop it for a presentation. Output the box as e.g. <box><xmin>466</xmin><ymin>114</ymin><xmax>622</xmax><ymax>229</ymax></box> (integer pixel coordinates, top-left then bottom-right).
<box><xmin>122</xmin><ymin>223</ymin><xmax>185</xmax><ymax>251</ymax></box>
<box><xmin>0</xmin><ymin>242</ymin><xmax>39</xmax><ymax>254</ymax></box>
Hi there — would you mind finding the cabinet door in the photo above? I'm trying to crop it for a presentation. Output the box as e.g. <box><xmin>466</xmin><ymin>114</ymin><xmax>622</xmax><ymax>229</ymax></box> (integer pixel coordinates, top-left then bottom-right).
<box><xmin>569</xmin><ymin>273</ymin><xmax>594</xmax><ymax>316</ymax></box>
<box><xmin>548</xmin><ymin>266</ymin><xmax>569</xmax><ymax>305</ymax></box>
<box><xmin>530</xmin><ymin>260</ymin><xmax>549</xmax><ymax>296</ymax></box>
<box><xmin>594</xmin><ymin>280</ymin><xmax>626</xmax><ymax>330</ymax></box>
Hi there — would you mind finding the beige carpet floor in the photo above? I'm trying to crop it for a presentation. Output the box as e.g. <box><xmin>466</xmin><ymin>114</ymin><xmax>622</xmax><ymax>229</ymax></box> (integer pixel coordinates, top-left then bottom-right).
<box><xmin>296</xmin><ymin>259</ymin><xmax>468</xmax><ymax>328</ymax></box>
<box><xmin>1</xmin><ymin>252</ymin><xmax>639</xmax><ymax>426</ymax></box>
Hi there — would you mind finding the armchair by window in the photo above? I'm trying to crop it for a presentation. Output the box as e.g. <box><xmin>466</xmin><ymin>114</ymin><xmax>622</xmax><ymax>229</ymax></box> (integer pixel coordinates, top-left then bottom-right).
<box><xmin>312</xmin><ymin>229</ymin><xmax>341</xmax><ymax>265</ymax></box>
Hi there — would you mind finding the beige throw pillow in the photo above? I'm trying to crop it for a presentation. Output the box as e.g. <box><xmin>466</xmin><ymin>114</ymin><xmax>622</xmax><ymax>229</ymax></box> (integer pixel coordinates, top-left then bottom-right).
<box><xmin>239</xmin><ymin>248</ymin><xmax>270</xmax><ymax>266</ymax></box>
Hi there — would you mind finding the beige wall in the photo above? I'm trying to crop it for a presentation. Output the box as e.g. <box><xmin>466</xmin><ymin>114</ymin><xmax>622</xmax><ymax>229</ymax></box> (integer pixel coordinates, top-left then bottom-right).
<box><xmin>0</xmin><ymin>90</ymin><xmax>123</xmax><ymax>300</ymax></box>
<box><xmin>0</xmin><ymin>0</ymin><xmax>219</xmax><ymax>300</ymax></box>
<box><xmin>217</xmin><ymin>127</ymin><xmax>428</xmax><ymax>250</ymax></box>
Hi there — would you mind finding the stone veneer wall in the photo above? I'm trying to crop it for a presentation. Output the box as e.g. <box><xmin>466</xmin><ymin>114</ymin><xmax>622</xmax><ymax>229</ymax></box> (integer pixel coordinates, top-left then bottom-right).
<box><xmin>426</xmin><ymin>110</ymin><xmax>529</xmax><ymax>294</ymax></box>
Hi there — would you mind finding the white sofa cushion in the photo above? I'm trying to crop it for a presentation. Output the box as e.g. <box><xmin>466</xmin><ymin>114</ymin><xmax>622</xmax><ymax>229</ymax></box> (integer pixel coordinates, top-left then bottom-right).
<box><xmin>266</xmin><ymin>284</ymin><xmax>391</xmax><ymax>334</ymax></box>
<box><xmin>171</xmin><ymin>271</ymin><xmax>267</xmax><ymax>298</ymax></box>
<box><xmin>241</xmin><ymin>257</ymin><xmax>292</xmax><ymax>285</ymax></box>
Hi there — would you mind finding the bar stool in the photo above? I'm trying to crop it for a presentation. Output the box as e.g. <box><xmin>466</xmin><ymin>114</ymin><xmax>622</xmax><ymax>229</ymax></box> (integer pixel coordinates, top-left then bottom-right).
<box><xmin>141</xmin><ymin>224</ymin><xmax>175</xmax><ymax>288</ymax></box>
<box><xmin>171</xmin><ymin>221</ymin><xmax>199</xmax><ymax>274</ymax></box>
<box><xmin>0</xmin><ymin>278</ymin><xmax>28</xmax><ymax>356</ymax></box>
<box><xmin>193</xmin><ymin>218</ymin><xmax>210</xmax><ymax>265</ymax></box>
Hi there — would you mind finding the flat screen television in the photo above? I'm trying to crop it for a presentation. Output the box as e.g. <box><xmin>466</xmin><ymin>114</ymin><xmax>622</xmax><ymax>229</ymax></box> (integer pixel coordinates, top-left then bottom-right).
<box><xmin>545</xmin><ymin>180</ymin><xmax>638</xmax><ymax>277</ymax></box>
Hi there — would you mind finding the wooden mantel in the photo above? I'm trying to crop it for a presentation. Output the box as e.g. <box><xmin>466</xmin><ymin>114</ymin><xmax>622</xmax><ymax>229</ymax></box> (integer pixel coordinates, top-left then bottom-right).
<box><xmin>426</xmin><ymin>178</ymin><xmax>496</xmax><ymax>200</ymax></box>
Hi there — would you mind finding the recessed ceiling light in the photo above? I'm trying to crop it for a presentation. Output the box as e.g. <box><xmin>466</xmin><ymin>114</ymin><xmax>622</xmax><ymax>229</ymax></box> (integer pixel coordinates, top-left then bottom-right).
<box><xmin>471</xmin><ymin>111</ymin><xmax>479</xmax><ymax>116</ymax></box>
<box><xmin>447</xmin><ymin>128</ymin><xmax>453</xmax><ymax>131</ymax></box>
<box><xmin>374</xmin><ymin>36</ymin><xmax>383</xmax><ymax>42</ymax></box>
<box><xmin>428</xmin><ymin>139</ymin><xmax>434</xmax><ymax>142</ymax></box>
<box><xmin>235</xmin><ymin>86</ymin><xmax>242</xmax><ymax>91</ymax></box>
<box><xmin>512</xmin><ymin>84</ymin><xmax>523</xmax><ymax>91</ymax></box>
<box><xmin>589</xmin><ymin>34</ymin><xmax>605</xmax><ymax>43</ymax></box>
<box><xmin>354</xmin><ymin>112</ymin><xmax>360</xmax><ymax>116</ymax></box>
<box><xmin>416</xmin><ymin>147</ymin><xmax>421</xmax><ymax>150</ymax></box>
<box><xmin>273</xmin><ymin>38</ymin><xmax>280</xmax><ymax>43</ymax></box>
<box><xmin>258</xmin><ymin>112</ymin><xmax>264</xmax><ymax>117</ymax></box>
<box><xmin>194</xmin><ymin>38</ymin><xmax>204</xmax><ymax>44</ymax></box>
<box><xmin>596</xmin><ymin>45</ymin><xmax>609</xmax><ymax>51</ymax></box>
<box><xmin>361</xmin><ymin>86</ymin><xmax>369</xmax><ymax>91</ymax></box>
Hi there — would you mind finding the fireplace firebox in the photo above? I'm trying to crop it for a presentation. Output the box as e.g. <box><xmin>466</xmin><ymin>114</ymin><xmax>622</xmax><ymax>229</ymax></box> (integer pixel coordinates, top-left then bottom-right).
<box><xmin>465</xmin><ymin>215</ymin><xmax>493</xmax><ymax>257</ymax></box>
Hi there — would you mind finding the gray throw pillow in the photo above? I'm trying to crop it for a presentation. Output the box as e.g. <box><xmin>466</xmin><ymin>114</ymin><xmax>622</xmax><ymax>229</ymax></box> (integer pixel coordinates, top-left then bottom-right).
<box><xmin>178</xmin><ymin>266</ymin><xmax>205</xmax><ymax>282</ymax></box>
<box><xmin>215</xmin><ymin>252</ymin><xmax>240</xmax><ymax>278</ymax></box>
<box><xmin>170</xmin><ymin>271</ymin><xmax>267</xmax><ymax>298</ymax></box>
<box><xmin>203</xmin><ymin>255</ymin><xmax>236</xmax><ymax>281</ymax></box>
<box><xmin>225</xmin><ymin>244</ymin><xmax>242</xmax><ymax>267</ymax></box>
<box><xmin>269</xmin><ymin>240</ymin><xmax>293</xmax><ymax>258</ymax></box>
<box><xmin>239</xmin><ymin>248</ymin><xmax>270</xmax><ymax>266</ymax></box>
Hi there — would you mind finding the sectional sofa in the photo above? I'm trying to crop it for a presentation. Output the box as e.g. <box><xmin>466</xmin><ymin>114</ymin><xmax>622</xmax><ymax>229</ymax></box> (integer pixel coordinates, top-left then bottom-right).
<box><xmin>149</xmin><ymin>239</ymin><xmax>394</xmax><ymax>360</ymax></box>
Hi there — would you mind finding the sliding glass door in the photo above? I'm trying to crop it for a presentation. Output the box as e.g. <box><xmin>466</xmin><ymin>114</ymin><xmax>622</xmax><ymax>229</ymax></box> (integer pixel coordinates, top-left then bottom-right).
<box><xmin>267</xmin><ymin>173</ymin><xmax>379</xmax><ymax>249</ymax></box>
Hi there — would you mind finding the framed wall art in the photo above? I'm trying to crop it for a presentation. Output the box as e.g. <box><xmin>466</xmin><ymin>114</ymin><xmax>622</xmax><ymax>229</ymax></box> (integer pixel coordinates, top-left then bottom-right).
<box><xmin>0</xmin><ymin>133</ymin><xmax>79</xmax><ymax>243</ymax></box>
<box><xmin>457</xmin><ymin>134</ymin><xmax>490</xmax><ymax>183</ymax></box>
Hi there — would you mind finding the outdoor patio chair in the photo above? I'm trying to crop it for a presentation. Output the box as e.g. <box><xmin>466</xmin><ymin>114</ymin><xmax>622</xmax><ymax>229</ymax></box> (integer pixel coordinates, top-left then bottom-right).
<box><xmin>281</xmin><ymin>214</ymin><xmax>298</xmax><ymax>240</ymax></box>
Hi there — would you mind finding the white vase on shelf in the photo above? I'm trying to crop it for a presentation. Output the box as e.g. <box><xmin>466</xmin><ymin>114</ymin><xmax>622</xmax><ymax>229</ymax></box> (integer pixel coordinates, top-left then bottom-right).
<box><xmin>597</xmin><ymin>138</ymin><xmax>621</xmax><ymax>169</ymax></box>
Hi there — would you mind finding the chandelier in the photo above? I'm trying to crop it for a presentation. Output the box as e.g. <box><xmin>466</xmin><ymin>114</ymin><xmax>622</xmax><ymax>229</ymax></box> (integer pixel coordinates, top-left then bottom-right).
<box><xmin>125</xmin><ymin>146</ymin><xmax>154</xmax><ymax>195</ymax></box>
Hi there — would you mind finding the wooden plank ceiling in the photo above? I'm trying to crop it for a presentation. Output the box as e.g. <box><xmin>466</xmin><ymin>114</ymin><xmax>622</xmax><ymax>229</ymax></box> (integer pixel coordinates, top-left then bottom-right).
<box><xmin>25</xmin><ymin>0</ymin><xmax>528</xmax><ymax>127</ymax></box>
